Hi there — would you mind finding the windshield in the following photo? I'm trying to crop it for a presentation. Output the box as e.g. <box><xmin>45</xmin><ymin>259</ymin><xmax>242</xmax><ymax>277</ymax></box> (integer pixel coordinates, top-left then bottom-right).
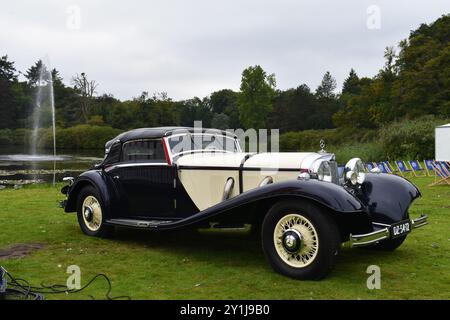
<box><xmin>167</xmin><ymin>133</ymin><xmax>239</xmax><ymax>156</ymax></box>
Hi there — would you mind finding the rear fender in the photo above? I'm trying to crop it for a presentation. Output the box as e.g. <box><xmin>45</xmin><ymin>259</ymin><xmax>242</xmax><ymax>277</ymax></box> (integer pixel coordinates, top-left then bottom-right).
<box><xmin>64</xmin><ymin>170</ymin><xmax>112</xmax><ymax>214</ymax></box>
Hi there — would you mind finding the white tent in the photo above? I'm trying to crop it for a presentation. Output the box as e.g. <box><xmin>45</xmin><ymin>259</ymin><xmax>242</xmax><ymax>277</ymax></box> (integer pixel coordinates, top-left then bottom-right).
<box><xmin>435</xmin><ymin>123</ymin><xmax>450</xmax><ymax>161</ymax></box>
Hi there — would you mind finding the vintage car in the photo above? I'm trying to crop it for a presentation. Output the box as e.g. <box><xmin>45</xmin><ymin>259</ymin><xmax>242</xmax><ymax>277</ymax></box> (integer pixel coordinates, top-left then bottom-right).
<box><xmin>60</xmin><ymin>127</ymin><xmax>428</xmax><ymax>280</ymax></box>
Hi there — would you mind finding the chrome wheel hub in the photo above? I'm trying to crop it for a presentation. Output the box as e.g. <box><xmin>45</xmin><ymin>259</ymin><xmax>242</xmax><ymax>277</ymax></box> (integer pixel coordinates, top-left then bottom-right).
<box><xmin>282</xmin><ymin>229</ymin><xmax>302</xmax><ymax>253</ymax></box>
<box><xmin>273</xmin><ymin>213</ymin><xmax>319</xmax><ymax>268</ymax></box>
<box><xmin>84</xmin><ymin>206</ymin><xmax>93</xmax><ymax>221</ymax></box>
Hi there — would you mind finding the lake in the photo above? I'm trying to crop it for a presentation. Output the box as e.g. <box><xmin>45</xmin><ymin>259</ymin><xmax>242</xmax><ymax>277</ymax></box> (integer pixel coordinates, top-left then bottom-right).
<box><xmin>0</xmin><ymin>146</ymin><xmax>104</xmax><ymax>187</ymax></box>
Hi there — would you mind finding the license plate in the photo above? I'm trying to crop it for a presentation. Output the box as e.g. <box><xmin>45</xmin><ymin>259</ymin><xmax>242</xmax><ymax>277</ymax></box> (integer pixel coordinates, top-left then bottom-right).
<box><xmin>390</xmin><ymin>220</ymin><xmax>411</xmax><ymax>238</ymax></box>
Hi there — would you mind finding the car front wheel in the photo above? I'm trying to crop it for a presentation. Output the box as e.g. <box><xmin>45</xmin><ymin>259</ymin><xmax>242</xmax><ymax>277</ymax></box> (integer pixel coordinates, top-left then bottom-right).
<box><xmin>76</xmin><ymin>186</ymin><xmax>114</xmax><ymax>238</ymax></box>
<box><xmin>261</xmin><ymin>199</ymin><xmax>340</xmax><ymax>280</ymax></box>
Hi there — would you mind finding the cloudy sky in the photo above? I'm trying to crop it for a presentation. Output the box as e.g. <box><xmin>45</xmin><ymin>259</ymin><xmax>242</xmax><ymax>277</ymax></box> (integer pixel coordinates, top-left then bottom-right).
<box><xmin>1</xmin><ymin>0</ymin><xmax>449</xmax><ymax>100</ymax></box>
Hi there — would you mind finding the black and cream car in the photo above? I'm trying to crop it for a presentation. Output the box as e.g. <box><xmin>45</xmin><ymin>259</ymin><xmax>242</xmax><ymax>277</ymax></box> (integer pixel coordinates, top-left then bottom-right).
<box><xmin>60</xmin><ymin>127</ymin><xmax>427</xmax><ymax>279</ymax></box>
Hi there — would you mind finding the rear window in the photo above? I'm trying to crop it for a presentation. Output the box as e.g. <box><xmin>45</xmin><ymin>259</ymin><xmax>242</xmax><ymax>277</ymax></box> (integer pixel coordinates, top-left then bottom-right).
<box><xmin>121</xmin><ymin>139</ymin><xmax>166</xmax><ymax>163</ymax></box>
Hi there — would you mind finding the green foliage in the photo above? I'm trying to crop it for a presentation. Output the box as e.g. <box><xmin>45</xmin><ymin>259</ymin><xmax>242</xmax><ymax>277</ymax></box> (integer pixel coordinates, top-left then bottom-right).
<box><xmin>335</xmin><ymin>14</ymin><xmax>450</xmax><ymax>129</ymax></box>
<box><xmin>55</xmin><ymin>125</ymin><xmax>123</xmax><ymax>149</ymax></box>
<box><xmin>211</xmin><ymin>113</ymin><xmax>230</xmax><ymax>130</ymax></box>
<box><xmin>238</xmin><ymin>65</ymin><xmax>276</xmax><ymax>129</ymax></box>
<box><xmin>280</xmin><ymin>128</ymin><xmax>383</xmax><ymax>163</ymax></box>
<box><xmin>315</xmin><ymin>71</ymin><xmax>337</xmax><ymax>99</ymax></box>
<box><xmin>0</xmin><ymin>55</ymin><xmax>17</xmax><ymax>81</ymax></box>
<box><xmin>0</xmin><ymin>55</ymin><xmax>28</xmax><ymax>129</ymax></box>
<box><xmin>87</xmin><ymin>115</ymin><xmax>105</xmax><ymax>126</ymax></box>
<box><xmin>279</xmin><ymin>128</ymin><xmax>376</xmax><ymax>152</ymax></box>
<box><xmin>25</xmin><ymin>60</ymin><xmax>47</xmax><ymax>86</ymax></box>
<box><xmin>4</xmin><ymin>126</ymin><xmax>123</xmax><ymax>149</ymax></box>
<box><xmin>178</xmin><ymin>97</ymin><xmax>212</xmax><ymax>128</ymax></box>
<box><xmin>332</xmin><ymin>142</ymin><xmax>384</xmax><ymax>163</ymax></box>
<box><xmin>210</xmin><ymin>89</ymin><xmax>241</xmax><ymax>128</ymax></box>
<box><xmin>379</xmin><ymin>115</ymin><xmax>447</xmax><ymax>160</ymax></box>
<box><xmin>271</xmin><ymin>85</ymin><xmax>319</xmax><ymax>131</ymax></box>
<box><xmin>0</xmin><ymin>128</ymin><xmax>14</xmax><ymax>145</ymax></box>
<box><xmin>341</xmin><ymin>69</ymin><xmax>361</xmax><ymax>95</ymax></box>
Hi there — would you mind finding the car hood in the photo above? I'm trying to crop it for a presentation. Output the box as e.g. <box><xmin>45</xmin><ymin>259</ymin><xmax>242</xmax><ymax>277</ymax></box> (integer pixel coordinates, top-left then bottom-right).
<box><xmin>175</xmin><ymin>152</ymin><xmax>334</xmax><ymax>171</ymax></box>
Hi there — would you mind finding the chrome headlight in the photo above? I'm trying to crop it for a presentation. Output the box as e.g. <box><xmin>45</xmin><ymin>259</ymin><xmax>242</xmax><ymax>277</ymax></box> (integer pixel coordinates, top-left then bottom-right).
<box><xmin>317</xmin><ymin>161</ymin><xmax>332</xmax><ymax>182</ymax></box>
<box><xmin>344</xmin><ymin>158</ymin><xmax>365</xmax><ymax>185</ymax></box>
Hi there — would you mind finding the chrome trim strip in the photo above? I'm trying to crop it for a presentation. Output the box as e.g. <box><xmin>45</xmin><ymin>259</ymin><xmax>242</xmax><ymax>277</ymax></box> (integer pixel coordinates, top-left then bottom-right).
<box><xmin>350</xmin><ymin>228</ymin><xmax>390</xmax><ymax>247</ymax></box>
<box><xmin>166</xmin><ymin>133</ymin><xmax>241</xmax><ymax>158</ymax></box>
<box><xmin>411</xmin><ymin>215</ymin><xmax>428</xmax><ymax>229</ymax></box>
<box><xmin>104</xmin><ymin>163</ymin><xmax>168</xmax><ymax>171</ymax></box>
<box><xmin>372</xmin><ymin>222</ymin><xmax>391</xmax><ymax>227</ymax></box>
<box><xmin>114</xmin><ymin>162</ymin><xmax>168</xmax><ymax>167</ymax></box>
<box><xmin>173</xmin><ymin>150</ymin><xmax>233</xmax><ymax>157</ymax></box>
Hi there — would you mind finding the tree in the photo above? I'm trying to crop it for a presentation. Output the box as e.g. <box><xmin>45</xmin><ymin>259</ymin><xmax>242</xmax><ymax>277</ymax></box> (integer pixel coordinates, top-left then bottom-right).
<box><xmin>0</xmin><ymin>55</ymin><xmax>17</xmax><ymax>82</ymax></box>
<box><xmin>391</xmin><ymin>14</ymin><xmax>450</xmax><ymax>118</ymax></box>
<box><xmin>238</xmin><ymin>65</ymin><xmax>276</xmax><ymax>129</ymax></box>
<box><xmin>382</xmin><ymin>46</ymin><xmax>397</xmax><ymax>78</ymax></box>
<box><xmin>342</xmin><ymin>69</ymin><xmax>360</xmax><ymax>95</ymax></box>
<box><xmin>25</xmin><ymin>60</ymin><xmax>52</xmax><ymax>86</ymax></box>
<box><xmin>313</xmin><ymin>72</ymin><xmax>340</xmax><ymax>128</ymax></box>
<box><xmin>211</xmin><ymin>113</ymin><xmax>230</xmax><ymax>130</ymax></box>
<box><xmin>210</xmin><ymin>89</ymin><xmax>241</xmax><ymax>128</ymax></box>
<box><xmin>178</xmin><ymin>97</ymin><xmax>212</xmax><ymax>127</ymax></box>
<box><xmin>270</xmin><ymin>85</ymin><xmax>327</xmax><ymax>131</ymax></box>
<box><xmin>90</xmin><ymin>94</ymin><xmax>121</xmax><ymax>126</ymax></box>
<box><xmin>0</xmin><ymin>55</ymin><xmax>23</xmax><ymax>129</ymax></box>
<box><xmin>72</xmin><ymin>73</ymin><xmax>98</xmax><ymax>123</ymax></box>
<box><xmin>315</xmin><ymin>71</ymin><xmax>337</xmax><ymax>100</ymax></box>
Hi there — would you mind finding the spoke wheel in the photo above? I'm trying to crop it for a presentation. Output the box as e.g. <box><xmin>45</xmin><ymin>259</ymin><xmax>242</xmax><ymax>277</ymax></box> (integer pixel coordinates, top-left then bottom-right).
<box><xmin>261</xmin><ymin>199</ymin><xmax>340</xmax><ymax>280</ymax></box>
<box><xmin>273</xmin><ymin>214</ymin><xmax>319</xmax><ymax>268</ymax></box>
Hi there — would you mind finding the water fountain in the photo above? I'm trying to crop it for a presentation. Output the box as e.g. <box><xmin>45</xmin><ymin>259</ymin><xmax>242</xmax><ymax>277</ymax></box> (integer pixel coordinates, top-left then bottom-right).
<box><xmin>29</xmin><ymin>60</ymin><xmax>57</xmax><ymax>185</ymax></box>
<box><xmin>0</xmin><ymin>60</ymin><xmax>101</xmax><ymax>188</ymax></box>
<box><xmin>0</xmin><ymin>60</ymin><xmax>62</xmax><ymax>187</ymax></box>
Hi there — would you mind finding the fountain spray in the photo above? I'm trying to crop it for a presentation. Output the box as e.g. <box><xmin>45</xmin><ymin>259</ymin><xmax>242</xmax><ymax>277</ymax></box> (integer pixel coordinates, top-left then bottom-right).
<box><xmin>30</xmin><ymin>59</ymin><xmax>57</xmax><ymax>186</ymax></box>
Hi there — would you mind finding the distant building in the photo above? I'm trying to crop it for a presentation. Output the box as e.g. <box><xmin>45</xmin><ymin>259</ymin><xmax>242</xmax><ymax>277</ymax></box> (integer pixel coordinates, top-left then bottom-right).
<box><xmin>435</xmin><ymin>123</ymin><xmax>450</xmax><ymax>161</ymax></box>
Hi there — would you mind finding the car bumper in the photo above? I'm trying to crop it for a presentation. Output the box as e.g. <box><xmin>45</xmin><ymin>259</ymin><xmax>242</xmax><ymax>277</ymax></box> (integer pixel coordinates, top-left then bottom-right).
<box><xmin>349</xmin><ymin>215</ymin><xmax>428</xmax><ymax>247</ymax></box>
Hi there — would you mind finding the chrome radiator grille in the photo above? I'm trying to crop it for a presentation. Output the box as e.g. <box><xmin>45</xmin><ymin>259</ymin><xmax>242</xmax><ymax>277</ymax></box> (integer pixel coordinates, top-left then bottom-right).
<box><xmin>329</xmin><ymin>161</ymin><xmax>339</xmax><ymax>185</ymax></box>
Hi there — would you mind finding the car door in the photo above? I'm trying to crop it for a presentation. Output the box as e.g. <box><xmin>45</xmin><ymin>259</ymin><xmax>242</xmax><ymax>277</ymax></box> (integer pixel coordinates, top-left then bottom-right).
<box><xmin>106</xmin><ymin>139</ymin><xmax>176</xmax><ymax>219</ymax></box>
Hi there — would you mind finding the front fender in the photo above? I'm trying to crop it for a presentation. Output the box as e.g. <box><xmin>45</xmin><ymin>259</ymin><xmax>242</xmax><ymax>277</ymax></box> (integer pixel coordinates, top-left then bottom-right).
<box><xmin>64</xmin><ymin>170</ymin><xmax>111</xmax><ymax>214</ymax></box>
<box><xmin>158</xmin><ymin>179</ymin><xmax>368</xmax><ymax>230</ymax></box>
<box><xmin>240</xmin><ymin>179</ymin><xmax>364</xmax><ymax>213</ymax></box>
<box><xmin>357</xmin><ymin>173</ymin><xmax>421</xmax><ymax>224</ymax></box>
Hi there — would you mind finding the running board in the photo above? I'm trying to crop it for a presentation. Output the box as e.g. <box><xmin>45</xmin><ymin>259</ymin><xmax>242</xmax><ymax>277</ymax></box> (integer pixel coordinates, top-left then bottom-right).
<box><xmin>105</xmin><ymin>219</ymin><xmax>174</xmax><ymax>229</ymax></box>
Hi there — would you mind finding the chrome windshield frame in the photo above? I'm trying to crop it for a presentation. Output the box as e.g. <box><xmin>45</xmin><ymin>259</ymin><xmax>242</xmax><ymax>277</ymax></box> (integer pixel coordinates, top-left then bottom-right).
<box><xmin>165</xmin><ymin>133</ymin><xmax>241</xmax><ymax>160</ymax></box>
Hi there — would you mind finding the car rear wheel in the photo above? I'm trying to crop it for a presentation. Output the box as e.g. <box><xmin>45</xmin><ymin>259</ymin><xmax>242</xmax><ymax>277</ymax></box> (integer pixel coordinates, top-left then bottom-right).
<box><xmin>76</xmin><ymin>186</ymin><xmax>114</xmax><ymax>238</ymax></box>
<box><xmin>261</xmin><ymin>199</ymin><xmax>340</xmax><ymax>280</ymax></box>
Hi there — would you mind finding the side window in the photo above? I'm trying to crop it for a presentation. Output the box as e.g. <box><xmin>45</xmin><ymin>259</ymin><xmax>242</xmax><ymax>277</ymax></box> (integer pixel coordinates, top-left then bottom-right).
<box><xmin>122</xmin><ymin>139</ymin><xmax>167</xmax><ymax>163</ymax></box>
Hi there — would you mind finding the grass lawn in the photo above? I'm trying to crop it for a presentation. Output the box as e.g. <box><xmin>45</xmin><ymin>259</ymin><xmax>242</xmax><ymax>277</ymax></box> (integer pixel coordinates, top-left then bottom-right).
<box><xmin>0</xmin><ymin>176</ymin><xmax>448</xmax><ymax>300</ymax></box>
